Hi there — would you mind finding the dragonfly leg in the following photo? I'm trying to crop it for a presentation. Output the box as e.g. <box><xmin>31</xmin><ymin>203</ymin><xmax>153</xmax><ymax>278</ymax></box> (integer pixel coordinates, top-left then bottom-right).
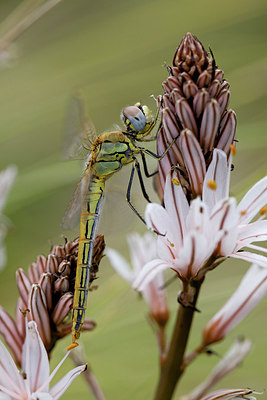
<box><xmin>134</xmin><ymin>159</ymin><xmax>152</xmax><ymax>203</ymax></box>
<box><xmin>141</xmin><ymin>152</ymin><xmax>158</xmax><ymax>178</ymax></box>
<box><xmin>138</xmin><ymin>132</ymin><xmax>179</xmax><ymax>161</ymax></box>
<box><xmin>138</xmin><ymin>101</ymin><xmax>162</xmax><ymax>140</ymax></box>
<box><xmin>126</xmin><ymin>161</ymin><xmax>165</xmax><ymax>237</ymax></box>
<box><xmin>126</xmin><ymin>164</ymin><xmax>147</xmax><ymax>226</ymax></box>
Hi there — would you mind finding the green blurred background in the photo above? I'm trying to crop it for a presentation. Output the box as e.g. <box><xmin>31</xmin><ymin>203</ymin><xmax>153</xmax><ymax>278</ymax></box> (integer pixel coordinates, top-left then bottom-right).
<box><xmin>0</xmin><ymin>0</ymin><xmax>266</xmax><ymax>398</ymax></box>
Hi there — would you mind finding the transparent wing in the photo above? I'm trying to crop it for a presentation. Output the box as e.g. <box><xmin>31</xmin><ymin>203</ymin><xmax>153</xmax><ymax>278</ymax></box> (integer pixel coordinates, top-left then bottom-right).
<box><xmin>61</xmin><ymin>168</ymin><xmax>91</xmax><ymax>230</ymax></box>
<box><xmin>63</xmin><ymin>91</ymin><xmax>97</xmax><ymax>160</ymax></box>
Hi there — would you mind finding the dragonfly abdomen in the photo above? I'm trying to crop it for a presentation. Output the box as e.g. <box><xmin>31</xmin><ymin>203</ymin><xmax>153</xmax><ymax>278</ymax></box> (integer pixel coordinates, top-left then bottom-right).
<box><xmin>68</xmin><ymin>176</ymin><xmax>105</xmax><ymax>349</ymax></box>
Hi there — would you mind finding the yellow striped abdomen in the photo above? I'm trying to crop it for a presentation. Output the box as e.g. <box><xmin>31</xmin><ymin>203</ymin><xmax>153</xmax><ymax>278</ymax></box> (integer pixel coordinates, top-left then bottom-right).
<box><xmin>68</xmin><ymin>176</ymin><xmax>105</xmax><ymax>349</ymax></box>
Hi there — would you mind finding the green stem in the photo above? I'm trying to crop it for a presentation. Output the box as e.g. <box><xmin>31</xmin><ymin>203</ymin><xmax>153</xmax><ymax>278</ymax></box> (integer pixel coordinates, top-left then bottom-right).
<box><xmin>154</xmin><ymin>280</ymin><xmax>202</xmax><ymax>400</ymax></box>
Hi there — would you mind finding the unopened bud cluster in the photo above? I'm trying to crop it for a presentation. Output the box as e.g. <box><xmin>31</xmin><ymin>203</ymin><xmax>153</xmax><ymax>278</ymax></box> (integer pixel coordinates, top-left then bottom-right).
<box><xmin>156</xmin><ymin>33</ymin><xmax>236</xmax><ymax>200</ymax></box>
<box><xmin>0</xmin><ymin>235</ymin><xmax>105</xmax><ymax>366</ymax></box>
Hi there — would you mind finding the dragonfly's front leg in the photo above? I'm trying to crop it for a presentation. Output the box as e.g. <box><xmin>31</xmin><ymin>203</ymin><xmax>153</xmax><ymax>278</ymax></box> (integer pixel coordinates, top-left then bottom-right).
<box><xmin>137</xmin><ymin>100</ymin><xmax>163</xmax><ymax>142</ymax></box>
<box><xmin>138</xmin><ymin>132</ymin><xmax>180</xmax><ymax>161</ymax></box>
<box><xmin>137</xmin><ymin>123</ymin><xmax>162</xmax><ymax>142</ymax></box>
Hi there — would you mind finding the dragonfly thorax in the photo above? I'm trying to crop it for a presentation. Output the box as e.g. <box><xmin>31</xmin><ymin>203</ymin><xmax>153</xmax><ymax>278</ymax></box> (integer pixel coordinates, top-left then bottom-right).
<box><xmin>121</xmin><ymin>103</ymin><xmax>154</xmax><ymax>140</ymax></box>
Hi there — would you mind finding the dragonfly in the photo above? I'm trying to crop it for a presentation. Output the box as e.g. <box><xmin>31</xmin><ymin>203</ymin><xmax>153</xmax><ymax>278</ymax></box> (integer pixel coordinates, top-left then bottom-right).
<box><xmin>64</xmin><ymin>94</ymin><xmax>177</xmax><ymax>350</ymax></box>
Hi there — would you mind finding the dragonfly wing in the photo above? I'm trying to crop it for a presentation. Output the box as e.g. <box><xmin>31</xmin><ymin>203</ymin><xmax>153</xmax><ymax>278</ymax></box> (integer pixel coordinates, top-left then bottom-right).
<box><xmin>63</xmin><ymin>92</ymin><xmax>97</xmax><ymax>160</ymax></box>
<box><xmin>61</xmin><ymin>170</ymin><xmax>91</xmax><ymax>230</ymax></box>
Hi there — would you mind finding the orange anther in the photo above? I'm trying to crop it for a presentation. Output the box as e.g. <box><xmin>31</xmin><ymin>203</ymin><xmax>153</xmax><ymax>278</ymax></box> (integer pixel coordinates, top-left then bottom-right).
<box><xmin>171</xmin><ymin>178</ymin><xmax>180</xmax><ymax>185</ymax></box>
<box><xmin>167</xmin><ymin>238</ymin><xmax>174</xmax><ymax>247</ymax></box>
<box><xmin>207</xmin><ymin>180</ymin><xmax>217</xmax><ymax>190</ymax></box>
<box><xmin>260</xmin><ymin>206</ymin><xmax>267</xmax><ymax>216</ymax></box>
<box><xmin>230</xmin><ymin>144</ymin><xmax>236</xmax><ymax>156</ymax></box>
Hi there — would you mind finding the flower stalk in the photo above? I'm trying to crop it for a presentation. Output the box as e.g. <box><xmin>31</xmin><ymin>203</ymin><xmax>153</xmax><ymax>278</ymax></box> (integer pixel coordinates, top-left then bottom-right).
<box><xmin>154</xmin><ymin>279</ymin><xmax>203</xmax><ymax>400</ymax></box>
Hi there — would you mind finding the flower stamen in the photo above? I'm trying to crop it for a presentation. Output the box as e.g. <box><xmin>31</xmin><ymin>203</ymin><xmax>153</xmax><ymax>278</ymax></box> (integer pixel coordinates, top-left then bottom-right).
<box><xmin>167</xmin><ymin>238</ymin><xmax>175</xmax><ymax>247</ymax></box>
<box><xmin>0</xmin><ymin>384</ymin><xmax>22</xmax><ymax>400</ymax></box>
<box><xmin>230</xmin><ymin>143</ymin><xmax>236</xmax><ymax>156</ymax></box>
<box><xmin>171</xmin><ymin>178</ymin><xmax>180</xmax><ymax>186</ymax></box>
<box><xmin>207</xmin><ymin>180</ymin><xmax>217</xmax><ymax>190</ymax></box>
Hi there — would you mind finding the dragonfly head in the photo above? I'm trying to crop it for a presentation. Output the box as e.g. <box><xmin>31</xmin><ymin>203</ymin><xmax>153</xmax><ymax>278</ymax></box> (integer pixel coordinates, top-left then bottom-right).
<box><xmin>121</xmin><ymin>103</ymin><xmax>154</xmax><ymax>139</ymax></box>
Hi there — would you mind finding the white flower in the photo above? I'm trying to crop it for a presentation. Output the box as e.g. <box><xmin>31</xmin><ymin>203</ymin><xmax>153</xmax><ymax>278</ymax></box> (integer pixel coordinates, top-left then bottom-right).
<box><xmin>0</xmin><ymin>321</ymin><xmax>86</xmax><ymax>399</ymax></box>
<box><xmin>203</xmin><ymin>264</ymin><xmax>267</xmax><ymax>345</ymax></box>
<box><xmin>199</xmin><ymin>388</ymin><xmax>260</xmax><ymax>400</ymax></box>
<box><xmin>181</xmin><ymin>338</ymin><xmax>252</xmax><ymax>400</ymax></box>
<box><xmin>133</xmin><ymin>149</ymin><xmax>267</xmax><ymax>290</ymax></box>
<box><xmin>203</xmin><ymin>150</ymin><xmax>267</xmax><ymax>266</ymax></box>
<box><xmin>106</xmin><ymin>232</ymin><xmax>169</xmax><ymax>326</ymax></box>
<box><xmin>0</xmin><ymin>166</ymin><xmax>17</xmax><ymax>269</ymax></box>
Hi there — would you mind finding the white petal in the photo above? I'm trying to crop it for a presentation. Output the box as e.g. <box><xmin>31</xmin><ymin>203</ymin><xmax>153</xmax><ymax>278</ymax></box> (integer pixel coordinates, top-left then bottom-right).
<box><xmin>156</xmin><ymin>235</ymin><xmax>178</xmax><ymax>262</ymax></box>
<box><xmin>186</xmin><ymin>197</ymin><xmax>210</xmax><ymax>235</ymax></box>
<box><xmin>147</xmin><ymin>264</ymin><xmax>165</xmax><ymax>291</ymax></box>
<box><xmin>237</xmin><ymin>176</ymin><xmax>267</xmax><ymax>224</ymax></box>
<box><xmin>238</xmin><ymin>220</ymin><xmax>267</xmax><ymax>241</ymax></box>
<box><xmin>127</xmin><ymin>232</ymin><xmax>157</xmax><ymax>275</ymax></box>
<box><xmin>231</xmin><ymin>252</ymin><xmax>267</xmax><ymax>268</ymax></box>
<box><xmin>204</xmin><ymin>264</ymin><xmax>267</xmax><ymax>341</ymax></box>
<box><xmin>145</xmin><ymin>203</ymin><xmax>180</xmax><ymax>247</ymax></box>
<box><xmin>145</xmin><ymin>203</ymin><xmax>167</xmax><ymax>233</ymax></box>
<box><xmin>0</xmin><ymin>166</ymin><xmax>17</xmax><ymax>213</ymax></box>
<box><xmin>220</xmin><ymin>228</ymin><xmax>238</xmax><ymax>256</ymax></box>
<box><xmin>175</xmin><ymin>233</ymin><xmax>202</xmax><ymax>279</ymax></box>
<box><xmin>210</xmin><ymin>198</ymin><xmax>238</xmax><ymax>256</ymax></box>
<box><xmin>239</xmin><ymin>264</ymin><xmax>267</xmax><ymax>292</ymax></box>
<box><xmin>209</xmin><ymin>337</ymin><xmax>252</xmax><ymax>382</ymax></box>
<box><xmin>246</xmin><ymin>244</ymin><xmax>267</xmax><ymax>253</ymax></box>
<box><xmin>32</xmin><ymin>393</ymin><xmax>53</xmax><ymax>400</ymax></box>
<box><xmin>0</xmin><ymin>338</ymin><xmax>25</xmax><ymax>395</ymax></box>
<box><xmin>132</xmin><ymin>259</ymin><xmax>170</xmax><ymax>291</ymax></box>
<box><xmin>203</xmin><ymin>149</ymin><xmax>228</xmax><ymax>211</ymax></box>
<box><xmin>176</xmin><ymin>231</ymin><xmax>219</xmax><ymax>279</ymax></box>
<box><xmin>200</xmin><ymin>388</ymin><xmax>256</xmax><ymax>400</ymax></box>
<box><xmin>105</xmin><ymin>248</ymin><xmax>134</xmax><ymax>283</ymax></box>
<box><xmin>0</xmin><ymin>393</ymin><xmax>12</xmax><ymax>400</ymax></box>
<box><xmin>22</xmin><ymin>321</ymin><xmax>49</xmax><ymax>392</ymax></box>
<box><xmin>164</xmin><ymin>174</ymin><xmax>189</xmax><ymax>245</ymax></box>
<box><xmin>145</xmin><ymin>203</ymin><xmax>179</xmax><ymax>261</ymax></box>
<box><xmin>49</xmin><ymin>365</ymin><xmax>86</xmax><ymax>400</ymax></box>
<box><xmin>235</xmin><ymin>220</ymin><xmax>267</xmax><ymax>250</ymax></box>
<box><xmin>36</xmin><ymin>352</ymin><xmax>70</xmax><ymax>394</ymax></box>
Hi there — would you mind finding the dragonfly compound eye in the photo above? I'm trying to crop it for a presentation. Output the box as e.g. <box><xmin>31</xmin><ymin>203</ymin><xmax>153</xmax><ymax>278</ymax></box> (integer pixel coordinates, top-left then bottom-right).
<box><xmin>122</xmin><ymin>106</ymin><xmax>147</xmax><ymax>133</ymax></box>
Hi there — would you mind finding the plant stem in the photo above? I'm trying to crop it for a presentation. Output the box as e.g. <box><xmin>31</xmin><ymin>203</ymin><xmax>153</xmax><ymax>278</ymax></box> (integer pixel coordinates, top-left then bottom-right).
<box><xmin>183</xmin><ymin>343</ymin><xmax>206</xmax><ymax>369</ymax></box>
<box><xmin>154</xmin><ymin>280</ymin><xmax>202</xmax><ymax>400</ymax></box>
